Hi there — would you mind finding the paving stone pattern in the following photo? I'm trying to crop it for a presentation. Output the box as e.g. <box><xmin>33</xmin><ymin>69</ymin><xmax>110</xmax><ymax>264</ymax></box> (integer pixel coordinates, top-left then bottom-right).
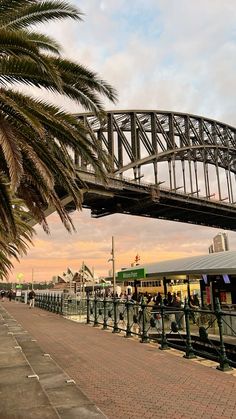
<box><xmin>0</xmin><ymin>304</ymin><xmax>106</xmax><ymax>419</ymax></box>
<box><xmin>3</xmin><ymin>301</ymin><xmax>236</xmax><ymax>419</ymax></box>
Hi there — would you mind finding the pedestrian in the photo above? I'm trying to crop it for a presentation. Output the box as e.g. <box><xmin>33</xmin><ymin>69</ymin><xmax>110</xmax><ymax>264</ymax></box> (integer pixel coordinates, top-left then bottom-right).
<box><xmin>28</xmin><ymin>290</ymin><xmax>36</xmax><ymax>308</ymax></box>
<box><xmin>1</xmin><ymin>289</ymin><xmax>5</xmax><ymax>301</ymax></box>
<box><xmin>8</xmin><ymin>289</ymin><xmax>13</xmax><ymax>302</ymax></box>
<box><xmin>172</xmin><ymin>295</ymin><xmax>183</xmax><ymax>330</ymax></box>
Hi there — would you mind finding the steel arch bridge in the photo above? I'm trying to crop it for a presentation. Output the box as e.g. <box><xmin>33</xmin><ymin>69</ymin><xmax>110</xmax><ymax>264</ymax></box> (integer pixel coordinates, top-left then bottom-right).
<box><xmin>60</xmin><ymin>110</ymin><xmax>236</xmax><ymax>231</ymax></box>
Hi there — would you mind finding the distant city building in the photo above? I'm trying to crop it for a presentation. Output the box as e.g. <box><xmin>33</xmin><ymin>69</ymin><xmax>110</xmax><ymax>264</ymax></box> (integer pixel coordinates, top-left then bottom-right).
<box><xmin>208</xmin><ymin>244</ymin><xmax>214</xmax><ymax>254</ymax></box>
<box><xmin>209</xmin><ymin>233</ymin><xmax>229</xmax><ymax>253</ymax></box>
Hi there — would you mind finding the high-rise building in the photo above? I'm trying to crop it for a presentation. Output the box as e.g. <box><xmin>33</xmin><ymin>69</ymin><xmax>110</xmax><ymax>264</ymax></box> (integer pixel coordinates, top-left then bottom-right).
<box><xmin>208</xmin><ymin>244</ymin><xmax>214</xmax><ymax>254</ymax></box>
<box><xmin>208</xmin><ymin>233</ymin><xmax>229</xmax><ymax>253</ymax></box>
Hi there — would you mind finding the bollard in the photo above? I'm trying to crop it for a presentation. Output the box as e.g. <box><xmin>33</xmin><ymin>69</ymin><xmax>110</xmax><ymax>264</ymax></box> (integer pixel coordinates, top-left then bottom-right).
<box><xmin>86</xmin><ymin>294</ymin><xmax>90</xmax><ymax>324</ymax></box>
<box><xmin>125</xmin><ymin>299</ymin><xmax>132</xmax><ymax>338</ymax></box>
<box><xmin>102</xmin><ymin>296</ymin><xmax>108</xmax><ymax>330</ymax></box>
<box><xmin>113</xmin><ymin>297</ymin><xmax>120</xmax><ymax>333</ymax></box>
<box><xmin>183</xmin><ymin>299</ymin><xmax>196</xmax><ymax>359</ymax></box>
<box><xmin>159</xmin><ymin>302</ymin><xmax>169</xmax><ymax>350</ymax></box>
<box><xmin>215</xmin><ymin>298</ymin><xmax>232</xmax><ymax>371</ymax></box>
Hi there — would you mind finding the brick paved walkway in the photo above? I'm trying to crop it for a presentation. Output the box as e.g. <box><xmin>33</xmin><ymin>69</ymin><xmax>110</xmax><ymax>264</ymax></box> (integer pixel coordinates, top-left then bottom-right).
<box><xmin>3</xmin><ymin>301</ymin><xmax>236</xmax><ymax>419</ymax></box>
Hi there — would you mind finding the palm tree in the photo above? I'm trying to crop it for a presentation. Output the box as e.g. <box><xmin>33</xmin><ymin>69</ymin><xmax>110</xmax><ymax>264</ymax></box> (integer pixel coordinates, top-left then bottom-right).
<box><xmin>0</xmin><ymin>0</ymin><xmax>117</xmax><ymax>236</ymax></box>
<box><xmin>0</xmin><ymin>187</ymin><xmax>34</xmax><ymax>280</ymax></box>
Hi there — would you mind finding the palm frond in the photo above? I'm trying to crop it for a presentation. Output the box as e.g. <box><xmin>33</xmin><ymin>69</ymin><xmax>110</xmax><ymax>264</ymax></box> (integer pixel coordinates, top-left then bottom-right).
<box><xmin>0</xmin><ymin>88</ymin><xmax>45</xmax><ymax>137</ymax></box>
<box><xmin>1</xmin><ymin>1</ymin><xmax>83</xmax><ymax>30</ymax></box>
<box><xmin>24</xmin><ymin>30</ymin><xmax>61</xmax><ymax>54</ymax></box>
<box><xmin>51</xmin><ymin>57</ymin><xmax>118</xmax><ymax>104</ymax></box>
<box><xmin>0</xmin><ymin>29</ymin><xmax>62</xmax><ymax>88</ymax></box>
<box><xmin>0</xmin><ymin>173</ymin><xmax>17</xmax><ymax>236</ymax></box>
<box><xmin>0</xmin><ymin>116</ymin><xmax>23</xmax><ymax>190</ymax></box>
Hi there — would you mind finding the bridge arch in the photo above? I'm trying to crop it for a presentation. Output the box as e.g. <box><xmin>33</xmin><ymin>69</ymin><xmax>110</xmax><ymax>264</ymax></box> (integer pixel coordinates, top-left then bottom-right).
<box><xmin>77</xmin><ymin>110</ymin><xmax>236</xmax><ymax>203</ymax></box>
<box><xmin>35</xmin><ymin>110</ymin><xmax>236</xmax><ymax>231</ymax></box>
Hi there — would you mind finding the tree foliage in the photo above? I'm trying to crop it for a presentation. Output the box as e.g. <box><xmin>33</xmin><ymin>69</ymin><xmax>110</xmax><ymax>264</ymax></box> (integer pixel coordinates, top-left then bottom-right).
<box><xmin>0</xmin><ymin>0</ymin><xmax>117</xmax><ymax>277</ymax></box>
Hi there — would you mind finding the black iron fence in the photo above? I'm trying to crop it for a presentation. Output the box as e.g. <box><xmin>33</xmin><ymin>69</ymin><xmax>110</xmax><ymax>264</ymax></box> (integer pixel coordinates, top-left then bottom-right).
<box><xmin>33</xmin><ymin>293</ymin><xmax>236</xmax><ymax>371</ymax></box>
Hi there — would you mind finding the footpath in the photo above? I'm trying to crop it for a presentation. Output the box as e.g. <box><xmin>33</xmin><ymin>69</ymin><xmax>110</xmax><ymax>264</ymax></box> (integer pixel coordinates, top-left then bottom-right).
<box><xmin>1</xmin><ymin>300</ymin><xmax>236</xmax><ymax>419</ymax></box>
<box><xmin>0</xmin><ymin>303</ymin><xmax>105</xmax><ymax>419</ymax></box>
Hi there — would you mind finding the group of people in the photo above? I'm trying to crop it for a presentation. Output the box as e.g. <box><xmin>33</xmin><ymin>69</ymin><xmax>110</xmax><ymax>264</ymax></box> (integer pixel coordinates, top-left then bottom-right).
<box><xmin>0</xmin><ymin>289</ymin><xmax>15</xmax><ymax>302</ymax></box>
<box><xmin>0</xmin><ymin>288</ymin><xmax>36</xmax><ymax>308</ymax></box>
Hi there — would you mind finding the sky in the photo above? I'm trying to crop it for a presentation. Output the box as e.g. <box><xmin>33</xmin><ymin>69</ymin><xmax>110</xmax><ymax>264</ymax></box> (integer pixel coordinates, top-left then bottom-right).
<box><xmin>8</xmin><ymin>0</ymin><xmax>236</xmax><ymax>283</ymax></box>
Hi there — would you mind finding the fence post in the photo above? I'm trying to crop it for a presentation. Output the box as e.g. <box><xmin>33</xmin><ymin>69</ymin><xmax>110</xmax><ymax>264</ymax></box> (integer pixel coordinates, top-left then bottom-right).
<box><xmin>55</xmin><ymin>294</ymin><xmax>58</xmax><ymax>312</ymax></box>
<box><xmin>103</xmin><ymin>296</ymin><xmax>108</xmax><ymax>330</ymax></box>
<box><xmin>113</xmin><ymin>297</ymin><xmax>120</xmax><ymax>333</ymax></box>
<box><xmin>140</xmin><ymin>298</ymin><xmax>149</xmax><ymax>343</ymax></box>
<box><xmin>86</xmin><ymin>293</ymin><xmax>90</xmax><ymax>324</ymax></box>
<box><xmin>93</xmin><ymin>294</ymin><xmax>99</xmax><ymax>327</ymax></box>
<box><xmin>215</xmin><ymin>298</ymin><xmax>232</xmax><ymax>371</ymax></box>
<box><xmin>159</xmin><ymin>302</ymin><xmax>169</xmax><ymax>350</ymax></box>
<box><xmin>48</xmin><ymin>294</ymin><xmax>51</xmax><ymax>311</ymax></box>
<box><xmin>183</xmin><ymin>299</ymin><xmax>196</xmax><ymax>359</ymax></box>
<box><xmin>125</xmin><ymin>299</ymin><xmax>132</xmax><ymax>338</ymax></box>
<box><xmin>52</xmin><ymin>294</ymin><xmax>56</xmax><ymax>312</ymax></box>
<box><xmin>60</xmin><ymin>294</ymin><xmax>63</xmax><ymax>315</ymax></box>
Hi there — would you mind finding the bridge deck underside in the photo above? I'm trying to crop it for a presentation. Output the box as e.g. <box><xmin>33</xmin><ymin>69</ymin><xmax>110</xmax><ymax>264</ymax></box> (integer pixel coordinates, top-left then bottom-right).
<box><xmin>64</xmin><ymin>176</ymin><xmax>236</xmax><ymax>230</ymax></box>
<box><xmin>86</xmin><ymin>192</ymin><xmax>236</xmax><ymax>230</ymax></box>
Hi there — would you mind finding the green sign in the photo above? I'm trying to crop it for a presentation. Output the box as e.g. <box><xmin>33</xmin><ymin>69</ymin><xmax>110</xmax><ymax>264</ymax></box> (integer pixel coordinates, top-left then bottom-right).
<box><xmin>16</xmin><ymin>284</ymin><xmax>23</xmax><ymax>289</ymax></box>
<box><xmin>117</xmin><ymin>268</ymin><xmax>146</xmax><ymax>281</ymax></box>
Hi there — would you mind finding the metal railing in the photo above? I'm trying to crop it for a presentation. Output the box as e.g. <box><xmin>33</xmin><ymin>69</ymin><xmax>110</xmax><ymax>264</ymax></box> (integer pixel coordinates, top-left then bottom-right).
<box><xmin>33</xmin><ymin>293</ymin><xmax>236</xmax><ymax>372</ymax></box>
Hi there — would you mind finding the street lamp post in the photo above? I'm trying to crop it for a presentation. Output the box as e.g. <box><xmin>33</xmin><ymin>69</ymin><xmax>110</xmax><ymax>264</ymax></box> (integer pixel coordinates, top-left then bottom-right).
<box><xmin>108</xmin><ymin>236</ymin><xmax>116</xmax><ymax>296</ymax></box>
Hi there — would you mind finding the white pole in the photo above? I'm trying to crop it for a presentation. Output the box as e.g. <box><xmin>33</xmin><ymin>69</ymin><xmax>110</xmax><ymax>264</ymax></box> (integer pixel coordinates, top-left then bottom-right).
<box><xmin>92</xmin><ymin>266</ymin><xmax>95</xmax><ymax>297</ymax></box>
<box><xmin>82</xmin><ymin>261</ymin><xmax>85</xmax><ymax>298</ymax></box>
<box><xmin>69</xmin><ymin>275</ymin><xmax>72</xmax><ymax>294</ymax></box>
<box><xmin>32</xmin><ymin>268</ymin><xmax>34</xmax><ymax>290</ymax></box>
<box><xmin>112</xmin><ymin>236</ymin><xmax>116</xmax><ymax>296</ymax></box>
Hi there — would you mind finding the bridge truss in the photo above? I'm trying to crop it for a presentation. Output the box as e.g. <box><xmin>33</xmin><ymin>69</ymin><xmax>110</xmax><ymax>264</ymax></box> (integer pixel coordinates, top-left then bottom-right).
<box><xmin>68</xmin><ymin>110</ymin><xmax>236</xmax><ymax>230</ymax></box>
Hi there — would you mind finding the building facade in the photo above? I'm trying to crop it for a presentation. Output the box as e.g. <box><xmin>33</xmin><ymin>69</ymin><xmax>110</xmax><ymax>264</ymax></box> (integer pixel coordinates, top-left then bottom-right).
<box><xmin>209</xmin><ymin>232</ymin><xmax>229</xmax><ymax>253</ymax></box>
